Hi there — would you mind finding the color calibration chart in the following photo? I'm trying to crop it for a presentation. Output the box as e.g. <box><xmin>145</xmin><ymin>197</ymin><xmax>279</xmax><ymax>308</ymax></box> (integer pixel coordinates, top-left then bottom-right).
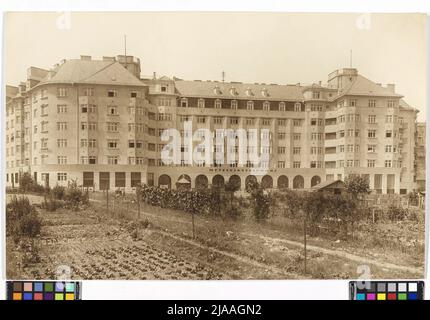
<box><xmin>6</xmin><ymin>281</ymin><xmax>81</xmax><ymax>300</ymax></box>
<box><xmin>349</xmin><ymin>281</ymin><xmax>424</xmax><ymax>300</ymax></box>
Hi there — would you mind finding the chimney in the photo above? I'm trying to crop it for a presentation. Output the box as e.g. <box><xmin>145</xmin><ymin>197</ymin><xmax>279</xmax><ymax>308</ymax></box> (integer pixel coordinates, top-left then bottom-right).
<box><xmin>103</xmin><ymin>56</ymin><xmax>116</xmax><ymax>62</ymax></box>
<box><xmin>386</xmin><ymin>83</ymin><xmax>395</xmax><ymax>93</ymax></box>
<box><xmin>153</xmin><ymin>72</ymin><xmax>157</xmax><ymax>80</ymax></box>
<box><xmin>80</xmin><ymin>55</ymin><xmax>92</xmax><ymax>61</ymax></box>
<box><xmin>318</xmin><ymin>81</ymin><xmax>322</xmax><ymax>86</ymax></box>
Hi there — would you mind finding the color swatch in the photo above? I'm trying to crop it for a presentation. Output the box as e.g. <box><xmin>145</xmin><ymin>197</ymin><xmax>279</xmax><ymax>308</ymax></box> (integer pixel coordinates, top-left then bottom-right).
<box><xmin>7</xmin><ymin>281</ymin><xmax>81</xmax><ymax>300</ymax></box>
<box><xmin>350</xmin><ymin>281</ymin><xmax>424</xmax><ymax>300</ymax></box>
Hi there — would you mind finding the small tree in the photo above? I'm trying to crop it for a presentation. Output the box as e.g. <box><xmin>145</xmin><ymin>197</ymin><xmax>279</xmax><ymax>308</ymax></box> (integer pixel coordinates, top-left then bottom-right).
<box><xmin>18</xmin><ymin>172</ymin><xmax>34</xmax><ymax>194</ymax></box>
<box><xmin>344</xmin><ymin>175</ymin><xmax>370</xmax><ymax>200</ymax></box>
<box><xmin>247</xmin><ymin>180</ymin><xmax>270</xmax><ymax>222</ymax></box>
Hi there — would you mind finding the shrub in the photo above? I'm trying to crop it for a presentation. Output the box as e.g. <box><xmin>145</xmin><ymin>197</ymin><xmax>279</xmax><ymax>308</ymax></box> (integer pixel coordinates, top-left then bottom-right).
<box><xmin>6</xmin><ymin>196</ymin><xmax>42</xmax><ymax>242</ymax></box>
<box><xmin>246</xmin><ymin>180</ymin><xmax>271</xmax><ymax>222</ymax></box>
<box><xmin>17</xmin><ymin>172</ymin><xmax>47</xmax><ymax>194</ymax></box>
<box><xmin>387</xmin><ymin>204</ymin><xmax>408</xmax><ymax>221</ymax></box>
<box><xmin>64</xmin><ymin>180</ymin><xmax>89</xmax><ymax>209</ymax></box>
<box><xmin>52</xmin><ymin>185</ymin><xmax>66</xmax><ymax>200</ymax></box>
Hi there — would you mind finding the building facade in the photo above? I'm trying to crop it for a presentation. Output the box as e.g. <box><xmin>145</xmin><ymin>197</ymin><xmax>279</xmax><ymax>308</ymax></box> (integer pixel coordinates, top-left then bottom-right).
<box><xmin>5</xmin><ymin>55</ymin><xmax>423</xmax><ymax>194</ymax></box>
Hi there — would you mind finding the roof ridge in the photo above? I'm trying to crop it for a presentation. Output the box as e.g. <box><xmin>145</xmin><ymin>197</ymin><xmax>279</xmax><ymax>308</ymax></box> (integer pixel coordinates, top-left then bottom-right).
<box><xmin>79</xmin><ymin>60</ymin><xmax>117</xmax><ymax>82</ymax></box>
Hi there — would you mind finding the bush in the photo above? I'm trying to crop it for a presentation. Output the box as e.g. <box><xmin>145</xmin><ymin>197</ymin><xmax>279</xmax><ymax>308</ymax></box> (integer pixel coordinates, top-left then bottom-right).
<box><xmin>64</xmin><ymin>180</ymin><xmax>89</xmax><ymax>209</ymax></box>
<box><xmin>6</xmin><ymin>196</ymin><xmax>42</xmax><ymax>242</ymax></box>
<box><xmin>52</xmin><ymin>185</ymin><xmax>66</xmax><ymax>200</ymax></box>
<box><xmin>17</xmin><ymin>172</ymin><xmax>47</xmax><ymax>194</ymax></box>
<box><xmin>247</xmin><ymin>180</ymin><xmax>271</xmax><ymax>222</ymax></box>
<box><xmin>387</xmin><ymin>204</ymin><xmax>408</xmax><ymax>221</ymax></box>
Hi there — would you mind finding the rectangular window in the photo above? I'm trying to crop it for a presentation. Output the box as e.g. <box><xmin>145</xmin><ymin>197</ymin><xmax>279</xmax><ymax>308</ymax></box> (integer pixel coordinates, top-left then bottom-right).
<box><xmin>213</xmin><ymin>117</ymin><xmax>223</xmax><ymax>125</ymax></box>
<box><xmin>107</xmin><ymin>156</ymin><xmax>118</xmax><ymax>164</ymax></box>
<box><xmin>277</xmin><ymin>119</ymin><xmax>287</xmax><ymax>126</ymax></box>
<box><xmin>83</xmin><ymin>88</ymin><xmax>94</xmax><ymax>96</ymax></box>
<box><xmin>293</xmin><ymin>119</ymin><xmax>302</xmax><ymax>126</ymax></box>
<box><xmin>262</xmin><ymin>119</ymin><xmax>271</xmax><ymax>126</ymax></box>
<box><xmin>230</xmin><ymin>117</ymin><xmax>239</xmax><ymax>125</ymax></box>
<box><xmin>368</xmin><ymin>100</ymin><xmax>376</xmax><ymax>107</ymax></box>
<box><xmin>57</xmin><ymin>156</ymin><xmax>67</xmax><ymax>164</ymax></box>
<box><xmin>57</xmin><ymin>122</ymin><xmax>67</xmax><ymax>131</ymax></box>
<box><xmin>107</xmin><ymin>106</ymin><xmax>118</xmax><ymax>115</ymax></box>
<box><xmin>107</xmin><ymin>140</ymin><xmax>118</xmax><ymax>149</ymax></box>
<box><xmin>368</xmin><ymin>115</ymin><xmax>376</xmax><ymax>123</ymax></box>
<box><xmin>107</xmin><ymin>122</ymin><xmax>119</xmax><ymax>132</ymax></box>
<box><xmin>131</xmin><ymin>172</ymin><xmax>141</xmax><ymax>187</ymax></box>
<box><xmin>57</xmin><ymin>105</ymin><xmax>67</xmax><ymax>113</ymax></box>
<box><xmin>57</xmin><ymin>139</ymin><xmax>67</xmax><ymax>148</ymax></box>
<box><xmin>197</xmin><ymin>116</ymin><xmax>206</xmax><ymax>124</ymax></box>
<box><xmin>57</xmin><ymin>173</ymin><xmax>67</xmax><ymax>181</ymax></box>
<box><xmin>293</xmin><ymin>161</ymin><xmax>301</xmax><ymax>168</ymax></box>
<box><xmin>57</xmin><ymin>87</ymin><xmax>67</xmax><ymax>97</ymax></box>
<box><xmin>367</xmin><ymin>160</ymin><xmax>376</xmax><ymax>168</ymax></box>
<box><xmin>367</xmin><ymin>145</ymin><xmax>376</xmax><ymax>153</ymax></box>
<box><xmin>115</xmin><ymin>172</ymin><xmax>126</xmax><ymax>188</ymax></box>
<box><xmin>368</xmin><ymin>130</ymin><xmax>376</xmax><ymax>138</ymax></box>
<box><xmin>107</xmin><ymin>89</ymin><xmax>117</xmax><ymax>97</ymax></box>
<box><xmin>293</xmin><ymin>147</ymin><xmax>301</xmax><ymax>154</ymax></box>
<box><xmin>293</xmin><ymin>133</ymin><xmax>301</xmax><ymax>141</ymax></box>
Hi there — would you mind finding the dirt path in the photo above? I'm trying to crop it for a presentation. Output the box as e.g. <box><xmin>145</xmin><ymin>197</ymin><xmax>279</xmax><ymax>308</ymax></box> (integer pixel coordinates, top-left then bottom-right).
<box><xmin>242</xmin><ymin>233</ymin><xmax>422</xmax><ymax>275</ymax></box>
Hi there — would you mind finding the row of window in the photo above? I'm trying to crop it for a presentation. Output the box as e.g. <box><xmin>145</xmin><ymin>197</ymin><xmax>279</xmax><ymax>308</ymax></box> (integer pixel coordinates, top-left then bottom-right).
<box><xmin>28</xmin><ymin>87</ymin><xmax>142</xmax><ymax>100</ymax></box>
<box><xmin>337</xmin><ymin>99</ymin><xmax>398</xmax><ymax>108</ymax></box>
<box><xmin>180</xmin><ymin>98</ymin><xmax>302</xmax><ymax>112</ymax></box>
<box><xmin>338</xmin><ymin>159</ymin><xmax>403</xmax><ymax>168</ymax></box>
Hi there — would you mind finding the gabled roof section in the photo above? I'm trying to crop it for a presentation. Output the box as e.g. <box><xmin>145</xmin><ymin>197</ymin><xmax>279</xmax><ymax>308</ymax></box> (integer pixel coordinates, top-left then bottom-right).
<box><xmin>399</xmin><ymin>99</ymin><xmax>417</xmax><ymax>112</ymax></box>
<box><xmin>311</xmin><ymin>180</ymin><xmax>345</xmax><ymax>191</ymax></box>
<box><xmin>39</xmin><ymin>59</ymin><xmax>145</xmax><ymax>87</ymax></box>
<box><xmin>174</xmin><ymin>80</ymin><xmax>304</xmax><ymax>101</ymax></box>
<box><xmin>335</xmin><ymin>75</ymin><xmax>403</xmax><ymax>99</ymax></box>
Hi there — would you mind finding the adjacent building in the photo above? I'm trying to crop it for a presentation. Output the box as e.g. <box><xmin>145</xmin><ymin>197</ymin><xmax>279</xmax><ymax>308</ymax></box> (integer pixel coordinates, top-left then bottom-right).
<box><xmin>5</xmin><ymin>55</ymin><xmax>424</xmax><ymax>194</ymax></box>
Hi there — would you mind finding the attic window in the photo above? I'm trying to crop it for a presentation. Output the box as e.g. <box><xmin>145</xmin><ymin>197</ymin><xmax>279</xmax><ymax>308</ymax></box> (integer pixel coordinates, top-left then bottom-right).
<box><xmin>229</xmin><ymin>87</ymin><xmax>237</xmax><ymax>96</ymax></box>
<box><xmin>213</xmin><ymin>86</ymin><xmax>222</xmax><ymax>95</ymax></box>
<box><xmin>261</xmin><ymin>88</ymin><xmax>269</xmax><ymax>97</ymax></box>
<box><xmin>181</xmin><ymin>98</ymin><xmax>188</xmax><ymax>108</ymax></box>
<box><xmin>245</xmin><ymin>88</ymin><xmax>253</xmax><ymax>96</ymax></box>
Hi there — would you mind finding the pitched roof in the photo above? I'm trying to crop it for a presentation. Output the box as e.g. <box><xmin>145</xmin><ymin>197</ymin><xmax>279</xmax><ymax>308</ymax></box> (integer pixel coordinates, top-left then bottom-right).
<box><xmin>399</xmin><ymin>99</ymin><xmax>417</xmax><ymax>112</ymax></box>
<box><xmin>335</xmin><ymin>75</ymin><xmax>402</xmax><ymax>99</ymax></box>
<box><xmin>39</xmin><ymin>59</ymin><xmax>145</xmax><ymax>87</ymax></box>
<box><xmin>311</xmin><ymin>180</ymin><xmax>345</xmax><ymax>191</ymax></box>
<box><xmin>174</xmin><ymin>80</ymin><xmax>304</xmax><ymax>101</ymax></box>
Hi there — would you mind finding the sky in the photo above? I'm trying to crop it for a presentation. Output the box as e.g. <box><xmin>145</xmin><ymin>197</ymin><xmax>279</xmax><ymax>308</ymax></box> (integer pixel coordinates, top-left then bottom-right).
<box><xmin>4</xmin><ymin>12</ymin><xmax>427</xmax><ymax>120</ymax></box>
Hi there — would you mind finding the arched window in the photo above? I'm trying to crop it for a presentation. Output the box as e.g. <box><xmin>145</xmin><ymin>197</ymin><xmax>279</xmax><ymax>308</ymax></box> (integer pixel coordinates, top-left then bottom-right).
<box><xmin>263</xmin><ymin>101</ymin><xmax>270</xmax><ymax>111</ymax></box>
<box><xmin>279</xmin><ymin>102</ymin><xmax>286</xmax><ymax>111</ymax></box>
<box><xmin>294</xmin><ymin>102</ymin><xmax>301</xmax><ymax>112</ymax></box>
<box><xmin>215</xmin><ymin>99</ymin><xmax>222</xmax><ymax>109</ymax></box>
<box><xmin>198</xmin><ymin>98</ymin><xmax>205</xmax><ymax>108</ymax></box>
<box><xmin>229</xmin><ymin>87</ymin><xmax>237</xmax><ymax>96</ymax></box>
<box><xmin>180</xmin><ymin>98</ymin><xmax>188</xmax><ymax>108</ymax></box>
<box><xmin>245</xmin><ymin>88</ymin><xmax>253</xmax><ymax>97</ymax></box>
<box><xmin>247</xmin><ymin>101</ymin><xmax>254</xmax><ymax>110</ymax></box>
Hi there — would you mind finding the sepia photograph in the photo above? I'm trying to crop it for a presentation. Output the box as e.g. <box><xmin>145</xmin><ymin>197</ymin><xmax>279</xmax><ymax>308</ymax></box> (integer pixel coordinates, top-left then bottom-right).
<box><xmin>4</xmin><ymin>12</ymin><xmax>427</xmax><ymax>280</ymax></box>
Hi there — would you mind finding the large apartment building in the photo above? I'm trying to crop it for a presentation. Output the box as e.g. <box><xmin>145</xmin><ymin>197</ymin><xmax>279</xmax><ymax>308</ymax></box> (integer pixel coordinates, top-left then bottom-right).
<box><xmin>5</xmin><ymin>55</ymin><xmax>422</xmax><ymax>194</ymax></box>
